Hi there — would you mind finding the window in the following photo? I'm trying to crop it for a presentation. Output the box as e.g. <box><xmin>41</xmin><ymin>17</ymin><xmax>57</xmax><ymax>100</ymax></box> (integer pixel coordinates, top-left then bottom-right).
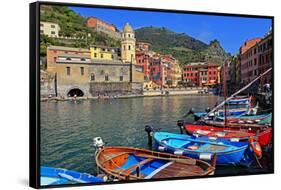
<box><xmin>66</xmin><ymin>67</ymin><xmax>71</xmax><ymax>76</ymax></box>
<box><xmin>94</xmin><ymin>53</ymin><xmax>97</xmax><ymax>58</ymax></box>
<box><xmin>94</xmin><ymin>47</ymin><xmax>97</xmax><ymax>50</ymax></box>
<box><xmin>80</xmin><ymin>67</ymin><xmax>84</xmax><ymax>75</ymax></box>
<box><xmin>51</xmin><ymin>25</ymin><xmax>55</xmax><ymax>28</ymax></box>
<box><xmin>66</xmin><ymin>57</ymin><xmax>71</xmax><ymax>61</ymax></box>
<box><xmin>40</xmin><ymin>23</ymin><xmax>43</xmax><ymax>27</ymax></box>
<box><xmin>123</xmin><ymin>45</ymin><xmax>126</xmax><ymax>50</ymax></box>
<box><xmin>81</xmin><ymin>58</ymin><xmax>86</xmax><ymax>61</ymax></box>
<box><xmin>128</xmin><ymin>45</ymin><xmax>131</xmax><ymax>50</ymax></box>
<box><xmin>120</xmin><ymin>76</ymin><xmax>123</xmax><ymax>81</ymax></box>
<box><xmin>51</xmin><ymin>31</ymin><xmax>56</xmax><ymax>35</ymax></box>
<box><xmin>128</xmin><ymin>34</ymin><xmax>130</xmax><ymax>38</ymax></box>
<box><xmin>40</xmin><ymin>30</ymin><xmax>43</xmax><ymax>34</ymax></box>
<box><xmin>90</xmin><ymin>74</ymin><xmax>95</xmax><ymax>81</ymax></box>
<box><xmin>105</xmin><ymin>74</ymin><xmax>109</xmax><ymax>81</ymax></box>
<box><xmin>101</xmin><ymin>54</ymin><xmax>103</xmax><ymax>58</ymax></box>
<box><xmin>111</xmin><ymin>54</ymin><xmax>114</xmax><ymax>59</ymax></box>
<box><xmin>100</xmin><ymin>70</ymin><xmax>104</xmax><ymax>75</ymax></box>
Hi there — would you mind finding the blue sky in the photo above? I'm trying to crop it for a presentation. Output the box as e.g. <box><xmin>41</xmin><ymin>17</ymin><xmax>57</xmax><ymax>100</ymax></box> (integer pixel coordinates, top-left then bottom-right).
<box><xmin>69</xmin><ymin>6</ymin><xmax>272</xmax><ymax>55</ymax></box>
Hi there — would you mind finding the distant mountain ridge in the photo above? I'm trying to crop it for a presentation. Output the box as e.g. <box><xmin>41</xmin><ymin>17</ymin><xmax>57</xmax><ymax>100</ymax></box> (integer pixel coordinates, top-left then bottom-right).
<box><xmin>135</xmin><ymin>27</ymin><xmax>231</xmax><ymax>65</ymax></box>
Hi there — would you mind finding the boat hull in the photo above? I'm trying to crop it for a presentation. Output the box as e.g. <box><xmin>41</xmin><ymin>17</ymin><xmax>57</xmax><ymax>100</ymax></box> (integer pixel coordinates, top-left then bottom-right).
<box><xmin>153</xmin><ymin>132</ymin><xmax>255</xmax><ymax>166</ymax></box>
<box><xmin>95</xmin><ymin>146</ymin><xmax>215</xmax><ymax>181</ymax></box>
<box><xmin>40</xmin><ymin>166</ymin><xmax>103</xmax><ymax>186</ymax></box>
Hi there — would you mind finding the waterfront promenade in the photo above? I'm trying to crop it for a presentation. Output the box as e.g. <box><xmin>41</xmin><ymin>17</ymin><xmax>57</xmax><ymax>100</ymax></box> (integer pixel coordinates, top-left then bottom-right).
<box><xmin>41</xmin><ymin>87</ymin><xmax>208</xmax><ymax>101</ymax></box>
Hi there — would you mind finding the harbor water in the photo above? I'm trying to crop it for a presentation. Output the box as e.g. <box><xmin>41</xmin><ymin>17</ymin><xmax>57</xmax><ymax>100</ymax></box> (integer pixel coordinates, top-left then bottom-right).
<box><xmin>40</xmin><ymin>95</ymin><xmax>272</xmax><ymax>177</ymax></box>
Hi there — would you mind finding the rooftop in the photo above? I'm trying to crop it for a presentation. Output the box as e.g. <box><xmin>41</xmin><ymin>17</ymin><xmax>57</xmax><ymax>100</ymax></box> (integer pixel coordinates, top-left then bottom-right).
<box><xmin>58</xmin><ymin>54</ymin><xmax>90</xmax><ymax>59</ymax></box>
<box><xmin>48</xmin><ymin>45</ymin><xmax>90</xmax><ymax>52</ymax></box>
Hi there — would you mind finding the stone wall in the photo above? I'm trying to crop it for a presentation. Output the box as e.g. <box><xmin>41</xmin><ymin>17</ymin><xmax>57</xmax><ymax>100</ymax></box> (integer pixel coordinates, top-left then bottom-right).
<box><xmin>89</xmin><ymin>82</ymin><xmax>132</xmax><ymax>96</ymax></box>
<box><xmin>40</xmin><ymin>71</ymin><xmax>56</xmax><ymax>97</ymax></box>
<box><xmin>88</xmin><ymin>64</ymin><xmax>130</xmax><ymax>82</ymax></box>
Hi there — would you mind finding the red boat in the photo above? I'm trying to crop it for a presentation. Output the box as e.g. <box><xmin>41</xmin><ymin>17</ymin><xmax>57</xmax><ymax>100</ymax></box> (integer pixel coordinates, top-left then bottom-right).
<box><xmin>184</xmin><ymin>124</ymin><xmax>272</xmax><ymax>147</ymax></box>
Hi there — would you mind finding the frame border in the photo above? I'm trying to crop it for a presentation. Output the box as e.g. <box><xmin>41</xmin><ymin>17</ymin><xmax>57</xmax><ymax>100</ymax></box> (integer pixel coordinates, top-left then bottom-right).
<box><xmin>29</xmin><ymin>1</ymin><xmax>274</xmax><ymax>189</ymax></box>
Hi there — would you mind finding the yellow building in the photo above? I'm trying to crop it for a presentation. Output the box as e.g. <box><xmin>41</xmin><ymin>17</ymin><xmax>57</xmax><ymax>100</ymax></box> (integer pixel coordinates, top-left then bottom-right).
<box><xmin>172</xmin><ymin>62</ymin><xmax>182</xmax><ymax>87</ymax></box>
<box><xmin>40</xmin><ymin>21</ymin><xmax>60</xmax><ymax>37</ymax></box>
<box><xmin>90</xmin><ymin>45</ymin><xmax>119</xmax><ymax>60</ymax></box>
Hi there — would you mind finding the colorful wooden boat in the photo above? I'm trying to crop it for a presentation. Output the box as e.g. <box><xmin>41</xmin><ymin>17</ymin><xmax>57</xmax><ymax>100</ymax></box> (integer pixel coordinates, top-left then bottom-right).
<box><xmin>193</xmin><ymin>107</ymin><xmax>257</xmax><ymax>121</ymax></box>
<box><xmin>95</xmin><ymin>146</ymin><xmax>215</xmax><ymax>180</ymax></box>
<box><xmin>153</xmin><ymin>132</ymin><xmax>260</xmax><ymax>166</ymax></box>
<box><xmin>184</xmin><ymin>124</ymin><xmax>255</xmax><ymax>141</ymax></box>
<box><xmin>226</xmin><ymin>97</ymin><xmax>250</xmax><ymax>105</ymax></box>
<box><xmin>216</xmin><ymin>113</ymin><xmax>272</xmax><ymax>125</ymax></box>
<box><xmin>40</xmin><ymin>166</ymin><xmax>103</xmax><ymax>186</ymax></box>
<box><xmin>193</xmin><ymin>121</ymin><xmax>272</xmax><ymax>147</ymax></box>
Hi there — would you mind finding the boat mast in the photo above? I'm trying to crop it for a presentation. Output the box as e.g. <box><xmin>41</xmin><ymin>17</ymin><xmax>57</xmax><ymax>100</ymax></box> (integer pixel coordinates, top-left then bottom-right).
<box><xmin>200</xmin><ymin>67</ymin><xmax>272</xmax><ymax>121</ymax></box>
<box><xmin>223</xmin><ymin>63</ymin><xmax>227</xmax><ymax>127</ymax></box>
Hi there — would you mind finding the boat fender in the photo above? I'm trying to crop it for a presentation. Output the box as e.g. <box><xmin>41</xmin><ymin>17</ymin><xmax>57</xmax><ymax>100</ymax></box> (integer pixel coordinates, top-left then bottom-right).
<box><xmin>249</xmin><ymin>138</ymin><xmax>262</xmax><ymax>159</ymax></box>
<box><xmin>230</xmin><ymin>138</ymin><xmax>240</xmax><ymax>142</ymax></box>
<box><xmin>174</xmin><ymin>150</ymin><xmax>184</xmax><ymax>155</ymax></box>
<box><xmin>158</xmin><ymin>146</ymin><xmax>165</xmax><ymax>151</ymax></box>
<box><xmin>209</xmin><ymin>137</ymin><xmax>217</xmax><ymax>141</ymax></box>
<box><xmin>199</xmin><ymin>153</ymin><xmax>212</xmax><ymax>160</ymax></box>
<box><xmin>97</xmin><ymin>174</ymin><xmax>108</xmax><ymax>182</ymax></box>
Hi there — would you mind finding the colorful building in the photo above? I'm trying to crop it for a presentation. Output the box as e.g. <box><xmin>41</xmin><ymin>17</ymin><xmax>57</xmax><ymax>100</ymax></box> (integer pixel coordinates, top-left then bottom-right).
<box><xmin>40</xmin><ymin>21</ymin><xmax>61</xmax><ymax>37</ymax></box>
<box><xmin>136</xmin><ymin>41</ymin><xmax>151</xmax><ymax>81</ymax></box>
<box><xmin>45</xmin><ymin>23</ymin><xmax>144</xmax><ymax>98</ymax></box>
<box><xmin>240</xmin><ymin>38</ymin><xmax>261</xmax><ymax>84</ymax></box>
<box><xmin>258</xmin><ymin>30</ymin><xmax>273</xmax><ymax>86</ymax></box>
<box><xmin>90</xmin><ymin>45</ymin><xmax>119</xmax><ymax>60</ymax></box>
<box><xmin>86</xmin><ymin>17</ymin><xmax>121</xmax><ymax>39</ymax></box>
<box><xmin>181</xmin><ymin>62</ymin><xmax>220</xmax><ymax>87</ymax></box>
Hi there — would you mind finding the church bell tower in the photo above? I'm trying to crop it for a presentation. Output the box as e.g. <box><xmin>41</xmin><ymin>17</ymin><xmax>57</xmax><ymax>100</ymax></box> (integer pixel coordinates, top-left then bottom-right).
<box><xmin>121</xmin><ymin>23</ymin><xmax>136</xmax><ymax>64</ymax></box>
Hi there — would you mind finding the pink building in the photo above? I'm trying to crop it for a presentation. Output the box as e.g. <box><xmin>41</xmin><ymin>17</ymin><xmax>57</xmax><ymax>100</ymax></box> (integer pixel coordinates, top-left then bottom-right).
<box><xmin>240</xmin><ymin>38</ymin><xmax>262</xmax><ymax>84</ymax></box>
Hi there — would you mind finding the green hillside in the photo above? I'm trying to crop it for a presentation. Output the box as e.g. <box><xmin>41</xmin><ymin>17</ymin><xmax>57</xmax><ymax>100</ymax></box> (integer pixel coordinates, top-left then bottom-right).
<box><xmin>40</xmin><ymin>5</ymin><xmax>120</xmax><ymax>56</ymax></box>
<box><xmin>135</xmin><ymin>27</ymin><xmax>231</xmax><ymax>65</ymax></box>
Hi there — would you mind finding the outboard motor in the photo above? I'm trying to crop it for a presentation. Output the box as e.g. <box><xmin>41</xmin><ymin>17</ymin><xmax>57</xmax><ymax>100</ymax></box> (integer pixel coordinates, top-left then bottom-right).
<box><xmin>93</xmin><ymin>137</ymin><xmax>105</xmax><ymax>155</ymax></box>
<box><xmin>145</xmin><ymin>125</ymin><xmax>154</xmax><ymax>147</ymax></box>
<box><xmin>205</xmin><ymin>107</ymin><xmax>211</xmax><ymax>113</ymax></box>
<box><xmin>177</xmin><ymin>120</ymin><xmax>185</xmax><ymax>134</ymax></box>
<box><xmin>183</xmin><ymin>108</ymin><xmax>195</xmax><ymax>117</ymax></box>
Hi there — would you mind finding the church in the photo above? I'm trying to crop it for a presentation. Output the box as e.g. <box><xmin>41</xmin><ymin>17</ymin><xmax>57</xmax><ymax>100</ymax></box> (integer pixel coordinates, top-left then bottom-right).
<box><xmin>44</xmin><ymin>23</ymin><xmax>144</xmax><ymax>98</ymax></box>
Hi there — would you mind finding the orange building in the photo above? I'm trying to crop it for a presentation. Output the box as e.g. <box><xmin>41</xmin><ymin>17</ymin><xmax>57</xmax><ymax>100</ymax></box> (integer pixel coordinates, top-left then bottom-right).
<box><xmin>181</xmin><ymin>63</ymin><xmax>220</xmax><ymax>87</ymax></box>
<box><xmin>86</xmin><ymin>17</ymin><xmax>121</xmax><ymax>39</ymax></box>
<box><xmin>240</xmin><ymin>38</ymin><xmax>262</xmax><ymax>84</ymax></box>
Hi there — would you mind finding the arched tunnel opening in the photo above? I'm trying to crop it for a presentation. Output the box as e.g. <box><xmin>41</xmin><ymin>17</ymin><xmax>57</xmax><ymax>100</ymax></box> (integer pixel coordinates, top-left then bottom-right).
<box><xmin>67</xmin><ymin>88</ymin><xmax>84</xmax><ymax>97</ymax></box>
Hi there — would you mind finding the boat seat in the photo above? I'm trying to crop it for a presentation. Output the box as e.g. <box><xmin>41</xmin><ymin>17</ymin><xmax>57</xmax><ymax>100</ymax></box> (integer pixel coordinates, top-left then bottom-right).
<box><xmin>122</xmin><ymin>158</ymin><xmax>153</xmax><ymax>175</ymax></box>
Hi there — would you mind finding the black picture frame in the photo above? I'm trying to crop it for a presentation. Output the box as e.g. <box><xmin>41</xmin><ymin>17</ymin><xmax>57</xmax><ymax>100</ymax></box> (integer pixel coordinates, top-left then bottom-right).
<box><xmin>30</xmin><ymin>1</ymin><xmax>274</xmax><ymax>189</ymax></box>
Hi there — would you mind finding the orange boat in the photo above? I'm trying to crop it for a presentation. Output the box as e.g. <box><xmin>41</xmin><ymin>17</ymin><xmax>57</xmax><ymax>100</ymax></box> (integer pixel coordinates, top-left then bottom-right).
<box><xmin>95</xmin><ymin>146</ymin><xmax>216</xmax><ymax>181</ymax></box>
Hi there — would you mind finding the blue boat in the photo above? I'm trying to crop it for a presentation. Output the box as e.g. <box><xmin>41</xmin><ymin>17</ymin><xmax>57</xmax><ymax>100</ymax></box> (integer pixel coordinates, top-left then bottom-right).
<box><xmin>226</xmin><ymin>97</ymin><xmax>250</xmax><ymax>105</ymax></box>
<box><xmin>153</xmin><ymin>132</ymin><xmax>258</xmax><ymax>166</ymax></box>
<box><xmin>40</xmin><ymin>166</ymin><xmax>103</xmax><ymax>186</ymax></box>
<box><xmin>193</xmin><ymin>108</ymin><xmax>248</xmax><ymax>121</ymax></box>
